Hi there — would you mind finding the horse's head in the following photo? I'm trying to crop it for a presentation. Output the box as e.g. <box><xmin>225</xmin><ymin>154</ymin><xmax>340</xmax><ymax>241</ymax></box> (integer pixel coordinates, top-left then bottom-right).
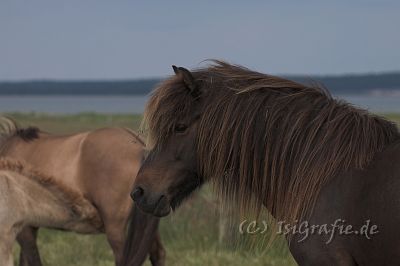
<box><xmin>132</xmin><ymin>66</ymin><xmax>204</xmax><ymax>217</ymax></box>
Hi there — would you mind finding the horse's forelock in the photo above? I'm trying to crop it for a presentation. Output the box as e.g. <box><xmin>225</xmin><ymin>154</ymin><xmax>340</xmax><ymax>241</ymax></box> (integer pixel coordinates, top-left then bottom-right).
<box><xmin>142</xmin><ymin>75</ymin><xmax>198</xmax><ymax>150</ymax></box>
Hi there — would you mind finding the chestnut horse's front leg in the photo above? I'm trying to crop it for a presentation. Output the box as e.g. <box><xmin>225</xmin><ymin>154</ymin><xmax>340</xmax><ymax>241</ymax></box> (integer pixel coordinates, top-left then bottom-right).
<box><xmin>149</xmin><ymin>231</ymin><xmax>166</xmax><ymax>266</ymax></box>
<box><xmin>16</xmin><ymin>227</ymin><xmax>42</xmax><ymax>266</ymax></box>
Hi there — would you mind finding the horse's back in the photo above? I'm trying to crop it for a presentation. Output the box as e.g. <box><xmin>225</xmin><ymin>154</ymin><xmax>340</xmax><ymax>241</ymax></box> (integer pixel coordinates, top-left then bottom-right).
<box><xmin>2</xmin><ymin>127</ymin><xmax>144</xmax><ymax>192</ymax></box>
<box><xmin>79</xmin><ymin>127</ymin><xmax>144</xmax><ymax>167</ymax></box>
<box><xmin>1</xmin><ymin>130</ymin><xmax>90</xmax><ymax>189</ymax></box>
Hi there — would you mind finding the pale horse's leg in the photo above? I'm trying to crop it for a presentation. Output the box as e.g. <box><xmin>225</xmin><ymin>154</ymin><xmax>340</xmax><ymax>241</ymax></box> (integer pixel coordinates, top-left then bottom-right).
<box><xmin>0</xmin><ymin>175</ymin><xmax>18</xmax><ymax>266</ymax></box>
<box><xmin>0</xmin><ymin>229</ymin><xmax>16</xmax><ymax>266</ymax></box>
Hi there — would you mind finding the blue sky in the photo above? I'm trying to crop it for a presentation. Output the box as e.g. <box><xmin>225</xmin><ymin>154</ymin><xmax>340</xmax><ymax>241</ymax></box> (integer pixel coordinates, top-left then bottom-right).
<box><xmin>1</xmin><ymin>1</ymin><xmax>399</xmax><ymax>80</ymax></box>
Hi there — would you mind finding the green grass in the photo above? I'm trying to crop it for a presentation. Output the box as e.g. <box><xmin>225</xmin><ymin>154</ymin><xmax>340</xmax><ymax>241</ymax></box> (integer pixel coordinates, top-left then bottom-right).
<box><xmin>6</xmin><ymin>112</ymin><xmax>142</xmax><ymax>134</ymax></box>
<box><xmin>6</xmin><ymin>112</ymin><xmax>400</xmax><ymax>266</ymax></box>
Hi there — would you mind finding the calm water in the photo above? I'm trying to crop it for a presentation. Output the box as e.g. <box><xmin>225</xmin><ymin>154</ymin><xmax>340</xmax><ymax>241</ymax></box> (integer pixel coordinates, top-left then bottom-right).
<box><xmin>0</xmin><ymin>95</ymin><xmax>148</xmax><ymax>114</ymax></box>
<box><xmin>0</xmin><ymin>95</ymin><xmax>399</xmax><ymax>114</ymax></box>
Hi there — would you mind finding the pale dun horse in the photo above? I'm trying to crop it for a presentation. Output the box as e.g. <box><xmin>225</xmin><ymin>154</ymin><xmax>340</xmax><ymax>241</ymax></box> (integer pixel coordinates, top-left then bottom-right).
<box><xmin>0</xmin><ymin>117</ymin><xmax>165</xmax><ymax>266</ymax></box>
<box><xmin>0</xmin><ymin>158</ymin><xmax>103</xmax><ymax>266</ymax></box>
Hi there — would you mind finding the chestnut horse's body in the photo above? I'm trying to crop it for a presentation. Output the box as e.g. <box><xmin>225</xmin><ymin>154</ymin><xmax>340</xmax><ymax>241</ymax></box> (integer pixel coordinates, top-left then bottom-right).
<box><xmin>0</xmin><ymin>118</ymin><xmax>165</xmax><ymax>266</ymax></box>
<box><xmin>127</xmin><ymin>61</ymin><xmax>400</xmax><ymax>265</ymax></box>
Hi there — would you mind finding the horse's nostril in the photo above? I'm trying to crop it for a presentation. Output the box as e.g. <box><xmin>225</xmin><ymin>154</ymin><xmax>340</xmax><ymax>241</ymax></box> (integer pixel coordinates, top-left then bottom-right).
<box><xmin>130</xmin><ymin>187</ymin><xmax>144</xmax><ymax>202</ymax></box>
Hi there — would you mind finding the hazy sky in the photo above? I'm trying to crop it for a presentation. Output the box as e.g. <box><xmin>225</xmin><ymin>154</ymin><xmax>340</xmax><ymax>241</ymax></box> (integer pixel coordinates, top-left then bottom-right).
<box><xmin>1</xmin><ymin>1</ymin><xmax>400</xmax><ymax>80</ymax></box>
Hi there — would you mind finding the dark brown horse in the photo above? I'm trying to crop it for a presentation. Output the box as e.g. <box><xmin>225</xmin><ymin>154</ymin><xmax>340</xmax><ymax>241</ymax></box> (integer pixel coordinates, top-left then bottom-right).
<box><xmin>127</xmin><ymin>61</ymin><xmax>400</xmax><ymax>265</ymax></box>
<box><xmin>0</xmin><ymin>117</ymin><xmax>165</xmax><ymax>266</ymax></box>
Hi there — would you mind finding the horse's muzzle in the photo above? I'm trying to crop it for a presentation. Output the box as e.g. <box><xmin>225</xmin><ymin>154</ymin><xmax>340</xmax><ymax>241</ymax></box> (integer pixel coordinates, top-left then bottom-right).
<box><xmin>130</xmin><ymin>186</ymin><xmax>171</xmax><ymax>217</ymax></box>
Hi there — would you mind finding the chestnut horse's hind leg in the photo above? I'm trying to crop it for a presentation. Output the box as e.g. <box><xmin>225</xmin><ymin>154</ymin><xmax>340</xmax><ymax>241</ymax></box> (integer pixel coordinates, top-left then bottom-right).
<box><xmin>149</xmin><ymin>232</ymin><xmax>166</xmax><ymax>266</ymax></box>
<box><xmin>17</xmin><ymin>227</ymin><xmax>42</xmax><ymax>266</ymax></box>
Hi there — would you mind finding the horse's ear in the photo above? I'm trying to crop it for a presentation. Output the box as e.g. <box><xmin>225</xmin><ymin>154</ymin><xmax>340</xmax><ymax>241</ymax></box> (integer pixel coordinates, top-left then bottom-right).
<box><xmin>171</xmin><ymin>65</ymin><xmax>199</xmax><ymax>98</ymax></box>
<box><xmin>172</xmin><ymin>65</ymin><xmax>179</xmax><ymax>75</ymax></box>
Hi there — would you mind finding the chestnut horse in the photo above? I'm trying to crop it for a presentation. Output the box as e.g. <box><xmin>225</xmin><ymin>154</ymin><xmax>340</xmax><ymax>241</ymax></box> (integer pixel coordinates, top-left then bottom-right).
<box><xmin>0</xmin><ymin>117</ymin><xmax>165</xmax><ymax>266</ymax></box>
<box><xmin>127</xmin><ymin>61</ymin><xmax>400</xmax><ymax>265</ymax></box>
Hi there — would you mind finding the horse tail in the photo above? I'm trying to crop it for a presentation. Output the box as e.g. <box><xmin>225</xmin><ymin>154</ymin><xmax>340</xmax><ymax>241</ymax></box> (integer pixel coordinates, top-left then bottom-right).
<box><xmin>0</xmin><ymin>116</ymin><xmax>40</xmax><ymax>151</ymax></box>
<box><xmin>0</xmin><ymin>116</ymin><xmax>19</xmax><ymax>150</ymax></box>
<box><xmin>122</xmin><ymin>203</ymin><xmax>160</xmax><ymax>266</ymax></box>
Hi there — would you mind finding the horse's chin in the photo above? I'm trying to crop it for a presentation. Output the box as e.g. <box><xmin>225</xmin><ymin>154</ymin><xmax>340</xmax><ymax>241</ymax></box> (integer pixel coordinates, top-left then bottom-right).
<box><xmin>135</xmin><ymin>197</ymin><xmax>172</xmax><ymax>217</ymax></box>
<box><xmin>152</xmin><ymin>203</ymin><xmax>172</xmax><ymax>217</ymax></box>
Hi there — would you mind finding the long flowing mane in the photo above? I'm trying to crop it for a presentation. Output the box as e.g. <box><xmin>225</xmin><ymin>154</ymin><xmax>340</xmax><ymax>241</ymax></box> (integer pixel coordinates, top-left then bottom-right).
<box><xmin>0</xmin><ymin>158</ymin><xmax>102</xmax><ymax>229</ymax></box>
<box><xmin>143</xmin><ymin>61</ymin><xmax>400</xmax><ymax>230</ymax></box>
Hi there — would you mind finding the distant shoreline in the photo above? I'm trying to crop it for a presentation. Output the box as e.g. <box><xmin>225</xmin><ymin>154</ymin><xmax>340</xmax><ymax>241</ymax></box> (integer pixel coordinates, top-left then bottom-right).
<box><xmin>0</xmin><ymin>94</ymin><xmax>399</xmax><ymax>114</ymax></box>
<box><xmin>1</xmin><ymin>72</ymin><xmax>400</xmax><ymax>95</ymax></box>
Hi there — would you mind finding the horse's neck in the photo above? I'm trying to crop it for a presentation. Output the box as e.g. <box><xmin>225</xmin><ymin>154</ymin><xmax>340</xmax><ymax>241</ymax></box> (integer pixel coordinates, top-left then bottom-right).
<box><xmin>4</xmin><ymin>167</ymin><xmax>102</xmax><ymax>232</ymax></box>
<box><xmin>1</xmin><ymin>170</ymin><xmax>75</xmax><ymax>228</ymax></box>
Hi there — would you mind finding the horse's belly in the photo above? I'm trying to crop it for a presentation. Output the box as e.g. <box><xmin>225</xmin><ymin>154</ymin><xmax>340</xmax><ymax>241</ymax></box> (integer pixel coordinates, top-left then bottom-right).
<box><xmin>47</xmin><ymin>213</ymin><xmax>105</xmax><ymax>235</ymax></box>
<box><xmin>62</xmin><ymin>220</ymin><xmax>104</xmax><ymax>234</ymax></box>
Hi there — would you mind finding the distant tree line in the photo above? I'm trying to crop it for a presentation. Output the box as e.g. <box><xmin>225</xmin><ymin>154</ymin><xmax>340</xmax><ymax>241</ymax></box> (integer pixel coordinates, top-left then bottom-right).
<box><xmin>0</xmin><ymin>72</ymin><xmax>400</xmax><ymax>95</ymax></box>
<box><xmin>290</xmin><ymin>72</ymin><xmax>400</xmax><ymax>94</ymax></box>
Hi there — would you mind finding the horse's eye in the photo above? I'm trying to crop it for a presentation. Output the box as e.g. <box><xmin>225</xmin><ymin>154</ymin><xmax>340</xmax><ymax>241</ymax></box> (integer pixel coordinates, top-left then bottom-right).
<box><xmin>175</xmin><ymin>124</ymin><xmax>188</xmax><ymax>133</ymax></box>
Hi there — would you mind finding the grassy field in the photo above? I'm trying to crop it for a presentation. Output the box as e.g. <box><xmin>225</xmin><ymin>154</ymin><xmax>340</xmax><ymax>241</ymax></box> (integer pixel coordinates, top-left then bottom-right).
<box><xmin>6</xmin><ymin>112</ymin><xmax>400</xmax><ymax>266</ymax></box>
